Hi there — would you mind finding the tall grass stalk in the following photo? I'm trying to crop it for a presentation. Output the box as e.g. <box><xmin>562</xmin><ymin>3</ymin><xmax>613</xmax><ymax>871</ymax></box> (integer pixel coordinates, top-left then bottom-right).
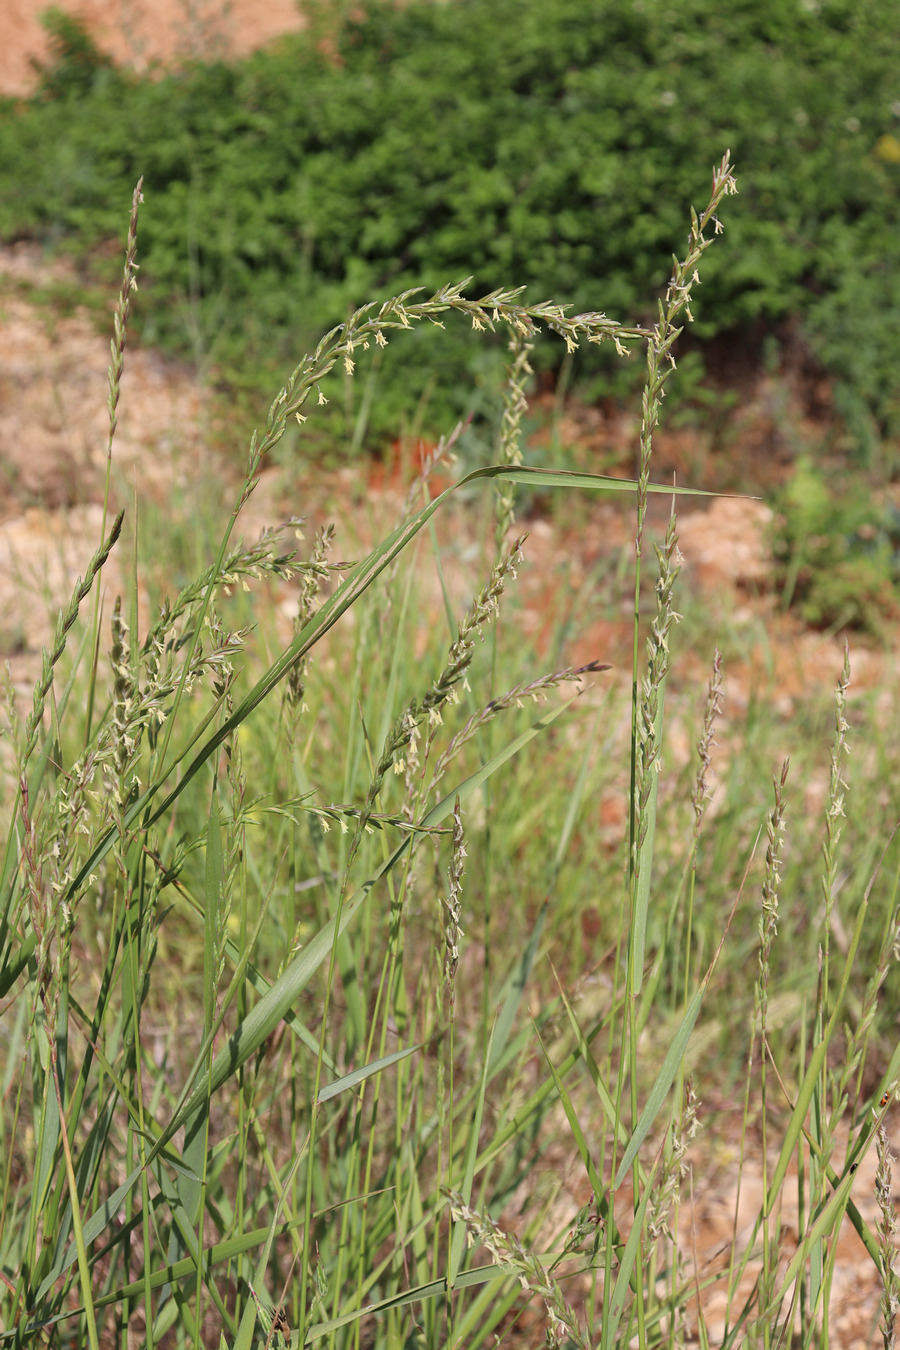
<box><xmin>2</xmin><ymin>151</ymin><xmax>899</xmax><ymax>1350</ymax></box>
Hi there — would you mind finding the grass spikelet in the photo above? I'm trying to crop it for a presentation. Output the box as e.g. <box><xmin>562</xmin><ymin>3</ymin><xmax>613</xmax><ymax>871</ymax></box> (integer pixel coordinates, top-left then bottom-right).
<box><xmin>442</xmin><ymin>797</ymin><xmax>466</xmax><ymax>1003</ymax></box>
<box><xmin>446</xmin><ymin>1192</ymin><xmax>590</xmax><ymax>1349</ymax></box>
<box><xmin>758</xmin><ymin>758</ymin><xmax>790</xmax><ymax>1036</ymax></box>
<box><xmin>755</xmin><ymin>756</ymin><xmax>790</xmax><ymax>1327</ymax></box>
<box><xmin>634</xmin><ymin>151</ymin><xmax>737</xmax><ymax>558</ymax></box>
<box><xmin>822</xmin><ymin>642</ymin><xmax>851</xmax><ymax>975</ymax></box>
<box><xmin>494</xmin><ymin>330</ymin><xmax>534</xmax><ymax>552</ymax></box>
<box><xmin>876</xmin><ymin>1125</ymin><xmax>900</xmax><ymax>1349</ymax></box>
<box><xmin>107</xmin><ymin>596</ymin><xmax>139</xmax><ymax>811</ymax></box>
<box><xmin>105</xmin><ymin>178</ymin><xmax>143</xmax><ymax>462</ymax></box>
<box><xmin>691</xmin><ymin>647</ymin><xmax>724</xmax><ymax>845</ymax></box>
<box><xmin>647</xmin><ymin>1077</ymin><xmax>700</xmax><ymax>1248</ymax></box>
<box><xmin>634</xmin><ymin>513</ymin><xmax>683</xmax><ymax>856</ymax></box>
<box><xmin>346</xmin><ymin>534</ymin><xmax>528</xmax><ymax>876</ymax></box>
<box><xmin>287</xmin><ymin>522</ymin><xmax>336</xmax><ymax>713</ymax></box>
<box><xmin>431</xmin><ymin>659</ymin><xmax>611</xmax><ymax>790</ymax></box>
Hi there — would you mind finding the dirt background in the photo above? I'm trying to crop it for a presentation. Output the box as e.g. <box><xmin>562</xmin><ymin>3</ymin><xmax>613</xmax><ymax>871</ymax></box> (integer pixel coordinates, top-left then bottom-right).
<box><xmin>2</xmin><ymin>8</ymin><xmax>900</xmax><ymax>1347</ymax></box>
<box><xmin>1</xmin><ymin>0</ymin><xmax>308</xmax><ymax>98</ymax></box>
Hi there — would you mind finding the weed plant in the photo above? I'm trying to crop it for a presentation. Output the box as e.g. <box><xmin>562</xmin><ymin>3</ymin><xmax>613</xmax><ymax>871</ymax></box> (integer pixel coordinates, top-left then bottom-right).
<box><xmin>2</xmin><ymin>155</ymin><xmax>900</xmax><ymax>1350</ymax></box>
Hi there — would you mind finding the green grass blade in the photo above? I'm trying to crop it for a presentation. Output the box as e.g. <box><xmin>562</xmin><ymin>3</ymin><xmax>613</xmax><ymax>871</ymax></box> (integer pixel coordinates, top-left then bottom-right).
<box><xmin>34</xmin><ymin>1166</ymin><xmax>143</xmax><ymax>1304</ymax></box>
<box><xmin>557</xmin><ymin>981</ymin><xmax>629</xmax><ymax>1153</ymax></box>
<box><xmin>534</xmin><ymin>1023</ymin><xmax>604</xmax><ymax>1197</ymax></box>
<box><xmin>231</xmin><ymin>1150</ymin><xmax>305</xmax><ymax>1350</ymax></box>
<box><xmin>614</xmin><ymin>874</ymin><xmax>744</xmax><ymax>1192</ymax></box>
<box><xmin>764</xmin><ymin>862</ymin><xmax>875</xmax><ymax>1213</ymax></box>
<box><xmin>613</xmin><ymin>983</ymin><xmax>705</xmax><ymax>1191</ymax></box>
<box><xmin>601</xmin><ymin>1156</ymin><xmax>659</xmax><ymax>1350</ymax></box>
<box><xmin>449</xmin><ymin>1023</ymin><xmax>495</xmax><ymax>1286</ymax></box>
<box><xmin>769</xmin><ymin>1168</ymin><xmax>857</xmax><ymax>1319</ymax></box>
<box><xmin>304</xmin><ymin>1265</ymin><xmax>514</xmax><ymax>1342</ymax></box>
<box><xmin>173</xmin><ymin>696</ymin><xmax>582</xmax><ymax>1135</ymax></box>
<box><xmin>316</xmin><ymin>1044</ymin><xmax>422</xmax><ymax>1104</ymax></box>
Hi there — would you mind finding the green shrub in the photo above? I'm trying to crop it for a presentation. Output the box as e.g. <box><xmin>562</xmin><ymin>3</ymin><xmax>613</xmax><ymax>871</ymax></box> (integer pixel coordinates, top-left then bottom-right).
<box><xmin>2</xmin><ymin>0</ymin><xmax>899</xmax><ymax>443</ymax></box>
<box><xmin>29</xmin><ymin>7</ymin><xmax>119</xmax><ymax>101</ymax></box>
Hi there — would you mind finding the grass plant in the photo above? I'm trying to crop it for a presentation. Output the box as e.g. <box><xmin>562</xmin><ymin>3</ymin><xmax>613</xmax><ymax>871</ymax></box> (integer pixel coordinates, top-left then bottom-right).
<box><xmin>1</xmin><ymin>153</ymin><xmax>900</xmax><ymax>1350</ymax></box>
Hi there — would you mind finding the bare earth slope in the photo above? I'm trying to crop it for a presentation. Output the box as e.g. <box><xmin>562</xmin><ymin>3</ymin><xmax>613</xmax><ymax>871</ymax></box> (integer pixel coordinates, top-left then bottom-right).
<box><xmin>1</xmin><ymin>0</ymin><xmax>307</xmax><ymax>99</ymax></box>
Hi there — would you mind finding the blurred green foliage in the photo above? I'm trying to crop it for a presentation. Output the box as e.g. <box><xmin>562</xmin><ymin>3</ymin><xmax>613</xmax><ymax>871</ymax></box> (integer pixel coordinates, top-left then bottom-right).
<box><xmin>2</xmin><ymin>0</ymin><xmax>899</xmax><ymax>443</ymax></box>
<box><xmin>29</xmin><ymin>6</ymin><xmax>118</xmax><ymax>100</ymax></box>
<box><xmin>772</xmin><ymin>457</ymin><xmax>900</xmax><ymax>634</ymax></box>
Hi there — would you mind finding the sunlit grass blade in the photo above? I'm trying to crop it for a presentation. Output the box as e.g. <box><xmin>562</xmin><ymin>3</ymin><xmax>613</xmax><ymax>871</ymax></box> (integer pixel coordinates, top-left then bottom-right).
<box><xmin>601</xmin><ymin>1155</ymin><xmax>659</xmax><ymax>1350</ymax></box>
<box><xmin>556</xmin><ymin>974</ymin><xmax>630</xmax><ymax>1153</ymax></box>
<box><xmin>613</xmin><ymin>983</ymin><xmax>706</xmax><ymax>1192</ymax></box>
<box><xmin>534</xmin><ymin>1021</ymin><xmax>604</xmax><ymax>1198</ymax></box>
<box><xmin>769</xmin><ymin>1167</ymin><xmax>857</xmax><ymax>1319</ymax></box>
<box><xmin>304</xmin><ymin>1265</ymin><xmax>515</xmax><ymax>1343</ymax></box>
<box><xmin>315</xmin><ymin>1045</ymin><xmax>423</xmax><ymax>1104</ymax></box>
<box><xmin>765</xmin><ymin>844</ymin><xmax>887</xmax><ymax>1214</ymax></box>
<box><xmin>449</xmin><ymin>1022</ymin><xmax>495</xmax><ymax>1287</ymax></box>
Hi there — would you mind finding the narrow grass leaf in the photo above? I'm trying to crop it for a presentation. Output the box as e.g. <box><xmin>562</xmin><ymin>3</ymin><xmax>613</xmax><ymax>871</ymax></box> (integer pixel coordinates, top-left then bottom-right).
<box><xmin>765</xmin><ymin>859</ymin><xmax>875</xmax><ymax>1213</ymax></box>
<box><xmin>450</xmin><ymin>1023</ymin><xmax>496</xmax><ymax>1286</ymax></box>
<box><xmin>601</xmin><ymin>1156</ymin><xmax>659</xmax><ymax>1350</ymax></box>
<box><xmin>35</xmin><ymin>1165</ymin><xmax>143</xmax><ymax>1303</ymax></box>
<box><xmin>614</xmin><ymin>873</ymin><xmax>745</xmax><ymax>1192</ymax></box>
<box><xmin>151</xmin><ymin>1157</ymin><xmax>236</xmax><ymax>1334</ymax></box>
<box><xmin>558</xmin><ymin>981</ymin><xmax>630</xmax><ymax>1152</ymax></box>
<box><xmin>31</xmin><ymin>1058</ymin><xmax>61</xmax><ymax>1257</ymax></box>
<box><xmin>316</xmin><ymin>1044</ymin><xmax>422</xmax><ymax>1103</ymax></box>
<box><xmin>613</xmin><ymin>983</ymin><xmax>705</xmax><ymax>1190</ymax></box>
<box><xmin>232</xmin><ymin>1151</ymin><xmax>305</xmax><ymax>1350</ymax></box>
<box><xmin>770</xmin><ymin>1168</ymin><xmax>857</xmax><ymax>1317</ymax></box>
<box><xmin>551</xmin><ymin>706</ymin><xmax>601</xmax><ymax>878</ymax></box>
<box><xmin>305</xmin><ymin>1265</ymin><xmax>515</xmax><ymax>1342</ymax></box>
<box><xmin>535</xmin><ymin>1023</ymin><xmax>604</xmax><ymax>1197</ymax></box>
<box><xmin>219</xmin><ymin>945</ymin><xmax>338</xmax><ymax>1073</ymax></box>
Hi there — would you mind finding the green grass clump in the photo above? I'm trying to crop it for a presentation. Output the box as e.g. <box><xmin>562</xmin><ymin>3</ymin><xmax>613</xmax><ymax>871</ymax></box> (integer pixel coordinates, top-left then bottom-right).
<box><xmin>2</xmin><ymin>0</ymin><xmax>900</xmax><ymax>445</ymax></box>
<box><xmin>2</xmin><ymin>156</ymin><xmax>900</xmax><ymax>1350</ymax></box>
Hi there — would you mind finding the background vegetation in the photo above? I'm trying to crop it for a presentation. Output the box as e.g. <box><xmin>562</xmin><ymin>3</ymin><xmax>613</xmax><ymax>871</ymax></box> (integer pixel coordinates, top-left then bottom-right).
<box><xmin>2</xmin><ymin>0</ymin><xmax>900</xmax><ymax>451</ymax></box>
